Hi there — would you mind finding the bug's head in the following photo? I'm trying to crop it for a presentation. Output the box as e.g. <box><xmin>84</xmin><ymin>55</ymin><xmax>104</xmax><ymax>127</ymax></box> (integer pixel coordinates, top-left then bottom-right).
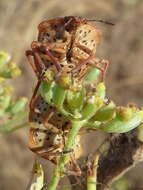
<box><xmin>38</xmin><ymin>17</ymin><xmax>70</xmax><ymax>43</ymax></box>
<box><xmin>37</xmin><ymin>16</ymin><xmax>87</xmax><ymax>43</ymax></box>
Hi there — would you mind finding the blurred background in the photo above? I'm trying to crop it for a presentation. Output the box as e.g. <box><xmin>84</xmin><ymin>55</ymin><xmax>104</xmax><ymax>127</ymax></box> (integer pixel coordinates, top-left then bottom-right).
<box><xmin>0</xmin><ymin>0</ymin><xmax>143</xmax><ymax>189</ymax></box>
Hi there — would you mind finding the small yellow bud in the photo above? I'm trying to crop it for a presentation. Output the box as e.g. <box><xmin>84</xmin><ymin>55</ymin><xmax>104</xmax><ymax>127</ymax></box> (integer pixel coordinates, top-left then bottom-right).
<box><xmin>95</xmin><ymin>96</ymin><xmax>104</xmax><ymax>107</ymax></box>
<box><xmin>11</xmin><ymin>68</ymin><xmax>21</xmax><ymax>78</ymax></box>
<box><xmin>4</xmin><ymin>85</ymin><xmax>14</xmax><ymax>95</ymax></box>
<box><xmin>0</xmin><ymin>51</ymin><xmax>11</xmax><ymax>67</ymax></box>
<box><xmin>60</xmin><ymin>76</ymin><xmax>71</xmax><ymax>87</ymax></box>
<box><xmin>20</xmin><ymin>97</ymin><xmax>28</xmax><ymax>103</ymax></box>
<box><xmin>44</xmin><ymin>71</ymin><xmax>54</xmax><ymax>81</ymax></box>
<box><xmin>117</xmin><ymin>107</ymin><xmax>133</xmax><ymax>121</ymax></box>
<box><xmin>97</xmin><ymin>82</ymin><xmax>105</xmax><ymax>91</ymax></box>
<box><xmin>8</xmin><ymin>62</ymin><xmax>17</xmax><ymax>69</ymax></box>
<box><xmin>0</xmin><ymin>77</ymin><xmax>5</xmax><ymax>83</ymax></box>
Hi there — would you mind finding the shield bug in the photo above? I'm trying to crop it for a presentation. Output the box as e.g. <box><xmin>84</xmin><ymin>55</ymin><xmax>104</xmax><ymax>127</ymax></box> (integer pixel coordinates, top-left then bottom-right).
<box><xmin>26</xmin><ymin>16</ymin><xmax>109</xmax><ymax>93</ymax></box>
<box><xmin>28</xmin><ymin>94</ymin><xmax>82</xmax><ymax>166</ymax></box>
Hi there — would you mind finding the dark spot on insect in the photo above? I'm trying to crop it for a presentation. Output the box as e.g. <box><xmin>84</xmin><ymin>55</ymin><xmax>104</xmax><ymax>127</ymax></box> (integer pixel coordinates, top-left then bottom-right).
<box><xmin>46</xmin><ymin>137</ymin><xmax>50</xmax><ymax>141</ymax></box>
<box><xmin>58</xmin><ymin>113</ymin><xmax>62</xmax><ymax>117</ymax></box>
<box><xmin>48</xmin><ymin>132</ymin><xmax>53</xmax><ymax>135</ymax></box>
<box><xmin>45</xmin><ymin>32</ymin><xmax>50</xmax><ymax>37</ymax></box>
<box><xmin>82</xmin><ymin>40</ymin><xmax>86</xmax><ymax>44</ymax></box>
<box><xmin>65</xmin><ymin>121</ymin><xmax>69</xmax><ymax>125</ymax></box>
<box><xmin>88</xmin><ymin>30</ymin><xmax>91</xmax><ymax>33</ymax></box>
<box><xmin>53</xmin><ymin>37</ymin><xmax>57</xmax><ymax>42</ymax></box>
<box><xmin>93</xmin><ymin>43</ymin><xmax>96</xmax><ymax>47</ymax></box>
<box><xmin>60</xmin><ymin>64</ymin><xmax>64</xmax><ymax>67</ymax></box>
<box><xmin>38</xmin><ymin>121</ymin><xmax>42</xmax><ymax>124</ymax></box>
<box><xmin>68</xmin><ymin>65</ymin><xmax>73</xmax><ymax>68</ymax></box>
<box><xmin>34</xmin><ymin>133</ymin><xmax>38</xmax><ymax>137</ymax></box>
<box><xmin>57</xmin><ymin>138</ymin><xmax>61</xmax><ymax>141</ymax></box>
<box><xmin>50</xmin><ymin>63</ymin><xmax>53</xmax><ymax>66</ymax></box>
<box><xmin>67</xmin><ymin>71</ymin><xmax>70</xmax><ymax>74</ymax></box>
<box><xmin>85</xmin><ymin>42</ymin><xmax>88</xmax><ymax>45</ymax></box>
<box><xmin>43</xmin><ymin>108</ymin><xmax>47</xmax><ymax>111</ymax></box>
<box><xmin>79</xmin><ymin>30</ymin><xmax>82</xmax><ymax>34</ymax></box>
<box><xmin>49</xmin><ymin>106</ymin><xmax>53</xmax><ymax>109</ymax></box>
<box><xmin>54</xmin><ymin>25</ymin><xmax>58</xmax><ymax>28</ymax></box>
<box><xmin>91</xmin><ymin>40</ymin><xmax>94</xmax><ymax>42</ymax></box>
<box><xmin>35</xmin><ymin>128</ymin><xmax>40</xmax><ymax>132</ymax></box>
<box><xmin>34</xmin><ymin>118</ymin><xmax>38</xmax><ymax>122</ymax></box>
<box><xmin>43</xmin><ymin>129</ymin><xmax>47</xmax><ymax>133</ymax></box>
<box><xmin>39</xmin><ymin>139</ymin><xmax>42</xmax><ymax>142</ymax></box>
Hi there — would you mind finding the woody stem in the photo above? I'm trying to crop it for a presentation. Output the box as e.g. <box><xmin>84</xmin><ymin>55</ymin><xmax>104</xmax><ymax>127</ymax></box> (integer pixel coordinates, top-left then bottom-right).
<box><xmin>47</xmin><ymin>121</ymin><xmax>84</xmax><ymax>190</ymax></box>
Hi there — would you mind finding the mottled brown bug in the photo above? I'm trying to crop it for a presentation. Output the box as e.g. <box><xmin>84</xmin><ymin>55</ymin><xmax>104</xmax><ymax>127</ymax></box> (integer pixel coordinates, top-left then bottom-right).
<box><xmin>26</xmin><ymin>16</ymin><xmax>108</xmax><ymax>86</ymax></box>
<box><xmin>28</xmin><ymin>94</ymin><xmax>82</xmax><ymax>166</ymax></box>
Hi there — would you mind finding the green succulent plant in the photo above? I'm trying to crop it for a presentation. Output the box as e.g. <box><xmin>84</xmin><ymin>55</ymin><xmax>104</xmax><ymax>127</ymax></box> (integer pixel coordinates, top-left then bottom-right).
<box><xmin>0</xmin><ymin>51</ymin><xmax>28</xmax><ymax>134</ymax></box>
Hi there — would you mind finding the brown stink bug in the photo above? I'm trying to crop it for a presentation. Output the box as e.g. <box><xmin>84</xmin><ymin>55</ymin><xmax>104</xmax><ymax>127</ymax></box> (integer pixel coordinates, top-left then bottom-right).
<box><xmin>28</xmin><ymin>94</ymin><xmax>82</xmax><ymax>168</ymax></box>
<box><xmin>26</xmin><ymin>16</ymin><xmax>109</xmax><ymax>92</ymax></box>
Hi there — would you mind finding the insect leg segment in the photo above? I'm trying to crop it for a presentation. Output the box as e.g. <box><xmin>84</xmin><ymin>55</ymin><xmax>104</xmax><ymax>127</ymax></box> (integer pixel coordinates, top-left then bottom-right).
<box><xmin>91</xmin><ymin>59</ymin><xmax>109</xmax><ymax>81</ymax></box>
<box><xmin>100</xmin><ymin>59</ymin><xmax>109</xmax><ymax>81</ymax></box>
<box><xmin>69</xmin><ymin>153</ymin><xmax>82</xmax><ymax>176</ymax></box>
<box><xmin>33</xmin><ymin>51</ymin><xmax>46</xmax><ymax>75</ymax></box>
<box><xmin>71</xmin><ymin>43</ymin><xmax>94</xmax><ymax>74</ymax></box>
<box><xmin>29</xmin><ymin>80</ymin><xmax>41</xmax><ymax>111</ymax></box>
<box><xmin>25</xmin><ymin>50</ymin><xmax>40</xmax><ymax>78</ymax></box>
<box><xmin>26</xmin><ymin>48</ymin><xmax>46</xmax><ymax>79</ymax></box>
<box><xmin>44</xmin><ymin>48</ymin><xmax>62</xmax><ymax>72</ymax></box>
<box><xmin>40</xmin><ymin>148</ymin><xmax>74</xmax><ymax>156</ymax></box>
<box><xmin>31</xmin><ymin>40</ymin><xmax>62</xmax><ymax>72</ymax></box>
<box><xmin>73</xmin><ymin>43</ymin><xmax>108</xmax><ymax>81</ymax></box>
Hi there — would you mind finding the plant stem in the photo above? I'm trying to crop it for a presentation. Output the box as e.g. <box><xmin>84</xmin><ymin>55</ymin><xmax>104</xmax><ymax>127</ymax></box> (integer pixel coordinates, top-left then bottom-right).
<box><xmin>87</xmin><ymin>153</ymin><xmax>99</xmax><ymax>190</ymax></box>
<box><xmin>0</xmin><ymin>112</ymin><xmax>28</xmax><ymax>134</ymax></box>
<box><xmin>47</xmin><ymin>121</ymin><xmax>83</xmax><ymax>190</ymax></box>
<box><xmin>5</xmin><ymin>122</ymin><xmax>28</xmax><ymax>134</ymax></box>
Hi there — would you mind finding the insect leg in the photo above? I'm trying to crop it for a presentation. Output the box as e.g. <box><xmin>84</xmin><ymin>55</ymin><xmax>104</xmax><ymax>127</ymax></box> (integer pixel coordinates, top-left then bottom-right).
<box><xmin>29</xmin><ymin>80</ymin><xmax>41</xmax><ymax>111</ymax></box>
<box><xmin>25</xmin><ymin>50</ymin><xmax>40</xmax><ymax>78</ymax></box>
<box><xmin>32</xmin><ymin>41</ymin><xmax>62</xmax><ymax>74</ymax></box>
<box><xmin>74</xmin><ymin>43</ymin><xmax>108</xmax><ymax>81</ymax></box>
<box><xmin>44</xmin><ymin>48</ymin><xmax>62</xmax><ymax>72</ymax></box>
<box><xmin>40</xmin><ymin>148</ymin><xmax>74</xmax><ymax>156</ymax></box>
<box><xmin>71</xmin><ymin>44</ymin><xmax>94</xmax><ymax>74</ymax></box>
<box><xmin>91</xmin><ymin>59</ymin><xmax>109</xmax><ymax>81</ymax></box>
<box><xmin>100</xmin><ymin>59</ymin><xmax>109</xmax><ymax>80</ymax></box>
<box><xmin>69</xmin><ymin>153</ymin><xmax>81</xmax><ymax>176</ymax></box>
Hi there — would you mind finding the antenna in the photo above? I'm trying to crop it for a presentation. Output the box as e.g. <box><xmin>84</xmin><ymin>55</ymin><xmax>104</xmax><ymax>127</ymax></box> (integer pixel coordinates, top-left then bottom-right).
<box><xmin>87</xmin><ymin>19</ymin><xmax>115</xmax><ymax>26</ymax></box>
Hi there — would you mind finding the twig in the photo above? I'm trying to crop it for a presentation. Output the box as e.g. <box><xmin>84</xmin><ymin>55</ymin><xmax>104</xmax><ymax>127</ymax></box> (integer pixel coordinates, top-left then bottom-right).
<box><xmin>97</xmin><ymin>127</ymin><xmax>143</xmax><ymax>190</ymax></box>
